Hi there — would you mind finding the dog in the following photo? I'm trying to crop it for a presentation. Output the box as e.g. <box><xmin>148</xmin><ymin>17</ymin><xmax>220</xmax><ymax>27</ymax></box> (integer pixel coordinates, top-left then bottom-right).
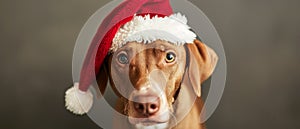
<box><xmin>95</xmin><ymin>38</ymin><xmax>218</xmax><ymax>129</ymax></box>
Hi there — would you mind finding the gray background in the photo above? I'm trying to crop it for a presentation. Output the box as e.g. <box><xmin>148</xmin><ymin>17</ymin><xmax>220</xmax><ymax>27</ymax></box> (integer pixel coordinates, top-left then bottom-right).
<box><xmin>1</xmin><ymin>0</ymin><xmax>299</xmax><ymax>129</ymax></box>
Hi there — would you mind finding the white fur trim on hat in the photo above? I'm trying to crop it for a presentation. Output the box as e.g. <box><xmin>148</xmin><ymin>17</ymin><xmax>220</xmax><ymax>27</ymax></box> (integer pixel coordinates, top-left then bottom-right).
<box><xmin>65</xmin><ymin>83</ymin><xmax>93</xmax><ymax>115</ymax></box>
<box><xmin>110</xmin><ymin>13</ymin><xmax>196</xmax><ymax>52</ymax></box>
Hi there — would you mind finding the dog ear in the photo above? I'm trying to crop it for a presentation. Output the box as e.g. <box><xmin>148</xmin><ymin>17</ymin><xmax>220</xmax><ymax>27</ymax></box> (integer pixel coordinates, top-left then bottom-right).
<box><xmin>185</xmin><ymin>39</ymin><xmax>218</xmax><ymax>97</ymax></box>
<box><xmin>96</xmin><ymin>56</ymin><xmax>110</xmax><ymax>96</ymax></box>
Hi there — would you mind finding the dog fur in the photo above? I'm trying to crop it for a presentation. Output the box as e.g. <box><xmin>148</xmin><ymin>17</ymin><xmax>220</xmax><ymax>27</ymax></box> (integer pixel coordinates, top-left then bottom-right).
<box><xmin>96</xmin><ymin>39</ymin><xmax>218</xmax><ymax>129</ymax></box>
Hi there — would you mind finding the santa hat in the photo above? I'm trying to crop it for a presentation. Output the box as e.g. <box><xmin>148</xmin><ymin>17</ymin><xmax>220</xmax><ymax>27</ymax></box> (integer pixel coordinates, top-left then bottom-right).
<box><xmin>65</xmin><ymin>0</ymin><xmax>196</xmax><ymax>115</ymax></box>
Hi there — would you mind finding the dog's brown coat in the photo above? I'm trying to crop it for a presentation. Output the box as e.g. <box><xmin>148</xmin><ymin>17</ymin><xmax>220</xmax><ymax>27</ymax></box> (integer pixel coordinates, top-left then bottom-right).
<box><xmin>97</xmin><ymin>39</ymin><xmax>218</xmax><ymax>129</ymax></box>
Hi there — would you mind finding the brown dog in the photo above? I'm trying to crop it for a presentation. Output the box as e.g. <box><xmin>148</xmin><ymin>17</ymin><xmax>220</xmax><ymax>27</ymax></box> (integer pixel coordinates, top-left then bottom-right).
<box><xmin>96</xmin><ymin>39</ymin><xmax>218</xmax><ymax>129</ymax></box>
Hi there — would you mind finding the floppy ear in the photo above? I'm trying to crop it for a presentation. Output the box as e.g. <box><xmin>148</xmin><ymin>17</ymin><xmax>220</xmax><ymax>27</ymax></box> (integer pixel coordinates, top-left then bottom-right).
<box><xmin>185</xmin><ymin>39</ymin><xmax>218</xmax><ymax>97</ymax></box>
<box><xmin>95</xmin><ymin>56</ymin><xmax>110</xmax><ymax>97</ymax></box>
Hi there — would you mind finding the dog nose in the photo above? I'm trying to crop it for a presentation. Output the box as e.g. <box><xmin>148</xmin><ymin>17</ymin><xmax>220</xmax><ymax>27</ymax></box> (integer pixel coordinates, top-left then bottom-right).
<box><xmin>133</xmin><ymin>96</ymin><xmax>160</xmax><ymax>116</ymax></box>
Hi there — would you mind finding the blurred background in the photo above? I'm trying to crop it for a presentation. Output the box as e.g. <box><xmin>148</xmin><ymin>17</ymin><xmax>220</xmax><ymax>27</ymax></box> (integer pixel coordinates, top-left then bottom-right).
<box><xmin>1</xmin><ymin>0</ymin><xmax>299</xmax><ymax>129</ymax></box>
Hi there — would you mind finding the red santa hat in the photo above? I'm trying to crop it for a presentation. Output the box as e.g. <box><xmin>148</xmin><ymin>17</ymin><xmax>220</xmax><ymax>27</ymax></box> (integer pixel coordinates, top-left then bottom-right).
<box><xmin>65</xmin><ymin>0</ymin><xmax>196</xmax><ymax>115</ymax></box>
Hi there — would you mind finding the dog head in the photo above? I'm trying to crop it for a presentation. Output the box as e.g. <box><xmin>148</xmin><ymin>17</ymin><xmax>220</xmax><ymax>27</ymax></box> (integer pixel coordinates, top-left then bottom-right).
<box><xmin>97</xmin><ymin>39</ymin><xmax>218</xmax><ymax>127</ymax></box>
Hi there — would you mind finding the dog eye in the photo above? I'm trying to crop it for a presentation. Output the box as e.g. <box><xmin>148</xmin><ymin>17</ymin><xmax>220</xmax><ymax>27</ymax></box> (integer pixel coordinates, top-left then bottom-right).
<box><xmin>165</xmin><ymin>52</ymin><xmax>176</xmax><ymax>63</ymax></box>
<box><xmin>117</xmin><ymin>53</ymin><xmax>129</xmax><ymax>64</ymax></box>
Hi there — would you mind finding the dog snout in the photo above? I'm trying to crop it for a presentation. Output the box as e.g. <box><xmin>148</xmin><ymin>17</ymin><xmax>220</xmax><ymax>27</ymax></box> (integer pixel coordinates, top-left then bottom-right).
<box><xmin>133</xmin><ymin>95</ymin><xmax>160</xmax><ymax>116</ymax></box>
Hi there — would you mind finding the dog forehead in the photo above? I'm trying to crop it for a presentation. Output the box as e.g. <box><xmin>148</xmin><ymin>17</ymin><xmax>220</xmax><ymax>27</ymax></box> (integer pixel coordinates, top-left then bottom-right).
<box><xmin>123</xmin><ymin>40</ymin><xmax>182</xmax><ymax>51</ymax></box>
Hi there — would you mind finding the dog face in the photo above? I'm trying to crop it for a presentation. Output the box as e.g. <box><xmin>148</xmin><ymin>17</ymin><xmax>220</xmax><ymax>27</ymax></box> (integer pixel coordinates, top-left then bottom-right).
<box><xmin>110</xmin><ymin>40</ymin><xmax>187</xmax><ymax>125</ymax></box>
<box><xmin>97</xmin><ymin>39</ymin><xmax>218</xmax><ymax>127</ymax></box>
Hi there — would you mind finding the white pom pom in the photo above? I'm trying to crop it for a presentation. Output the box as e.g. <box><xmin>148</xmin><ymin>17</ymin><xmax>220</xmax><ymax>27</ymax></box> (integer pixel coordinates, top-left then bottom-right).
<box><xmin>65</xmin><ymin>83</ymin><xmax>93</xmax><ymax>115</ymax></box>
